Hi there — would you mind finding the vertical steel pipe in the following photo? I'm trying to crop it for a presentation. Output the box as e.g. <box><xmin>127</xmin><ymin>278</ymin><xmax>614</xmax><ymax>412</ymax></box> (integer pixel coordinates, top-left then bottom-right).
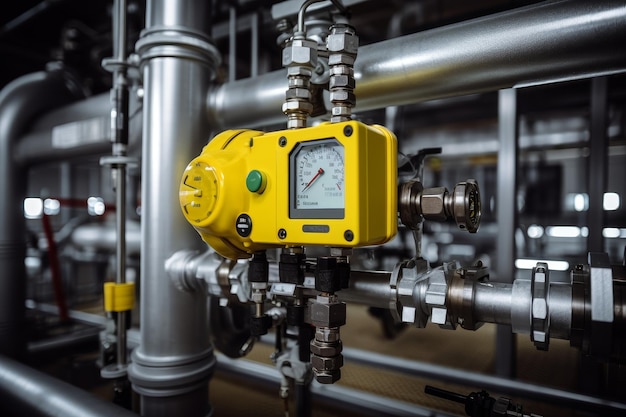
<box><xmin>0</xmin><ymin>69</ymin><xmax>82</xmax><ymax>359</ymax></box>
<box><xmin>127</xmin><ymin>1</ymin><xmax>220</xmax><ymax>416</ymax></box>
<box><xmin>495</xmin><ymin>88</ymin><xmax>519</xmax><ymax>377</ymax></box>
<box><xmin>587</xmin><ymin>77</ymin><xmax>609</xmax><ymax>253</ymax></box>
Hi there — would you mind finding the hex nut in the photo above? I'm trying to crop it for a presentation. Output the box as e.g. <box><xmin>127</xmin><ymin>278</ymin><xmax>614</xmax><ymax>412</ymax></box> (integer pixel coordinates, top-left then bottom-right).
<box><xmin>285</xmin><ymin>88</ymin><xmax>311</xmax><ymax>100</ymax></box>
<box><xmin>329</xmin><ymin>75</ymin><xmax>355</xmax><ymax>89</ymax></box>
<box><xmin>420</xmin><ymin>187</ymin><xmax>448</xmax><ymax>221</ymax></box>
<box><xmin>327</xmin><ymin>31</ymin><xmax>358</xmax><ymax>54</ymax></box>
<box><xmin>311</xmin><ymin>354</ymin><xmax>343</xmax><ymax>371</ymax></box>
<box><xmin>330</xmin><ymin>65</ymin><xmax>353</xmax><ymax>76</ymax></box>
<box><xmin>328</xmin><ymin>54</ymin><xmax>356</xmax><ymax>66</ymax></box>
<box><xmin>310</xmin><ymin>340</ymin><xmax>342</xmax><ymax>357</ymax></box>
<box><xmin>331</xmin><ymin>106</ymin><xmax>352</xmax><ymax>117</ymax></box>
<box><xmin>314</xmin><ymin>370</ymin><xmax>341</xmax><ymax>384</ymax></box>
<box><xmin>315</xmin><ymin>327</ymin><xmax>341</xmax><ymax>343</ymax></box>
<box><xmin>329</xmin><ymin>90</ymin><xmax>355</xmax><ymax>104</ymax></box>
<box><xmin>282</xmin><ymin>101</ymin><xmax>313</xmax><ymax>113</ymax></box>
<box><xmin>309</xmin><ymin>301</ymin><xmax>346</xmax><ymax>328</ymax></box>
<box><xmin>287</xmin><ymin>66</ymin><xmax>313</xmax><ymax>77</ymax></box>
<box><xmin>282</xmin><ymin>39</ymin><xmax>318</xmax><ymax>67</ymax></box>
<box><xmin>288</xmin><ymin>77</ymin><xmax>307</xmax><ymax>88</ymax></box>
<box><xmin>250</xmin><ymin>292</ymin><xmax>264</xmax><ymax>303</ymax></box>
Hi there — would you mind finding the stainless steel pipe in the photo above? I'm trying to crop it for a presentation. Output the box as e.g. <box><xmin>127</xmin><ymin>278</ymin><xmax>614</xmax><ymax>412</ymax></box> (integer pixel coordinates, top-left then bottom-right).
<box><xmin>71</xmin><ymin>221</ymin><xmax>142</xmax><ymax>257</ymax></box>
<box><xmin>127</xmin><ymin>1</ymin><xmax>220</xmax><ymax>416</ymax></box>
<box><xmin>208</xmin><ymin>0</ymin><xmax>626</xmax><ymax>129</ymax></box>
<box><xmin>0</xmin><ymin>69</ymin><xmax>82</xmax><ymax>359</ymax></box>
<box><xmin>216</xmin><ymin>354</ymin><xmax>456</xmax><ymax>417</ymax></box>
<box><xmin>339</xmin><ymin>270</ymin><xmax>392</xmax><ymax>309</ymax></box>
<box><xmin>14</xmin><ymin>92</ymin><xmax>142</xmax><ymax>165</ymax></box>
<box><xmin>0</xmin><ymin>354</ymin><xmax>138</xmax><ymax>417</ymax></box>
<box><xmin>343</xmin><ymin>346</ymin><xmax>626</xmax><ymax>415</ymax></box>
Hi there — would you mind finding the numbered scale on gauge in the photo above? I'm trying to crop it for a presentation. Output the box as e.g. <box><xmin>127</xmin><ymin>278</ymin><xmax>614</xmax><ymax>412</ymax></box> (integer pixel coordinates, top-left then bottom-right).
<box><xmin>292</xmin><ymin>139</ymin><xmax>345</xmax><ymax>218</ymax></box>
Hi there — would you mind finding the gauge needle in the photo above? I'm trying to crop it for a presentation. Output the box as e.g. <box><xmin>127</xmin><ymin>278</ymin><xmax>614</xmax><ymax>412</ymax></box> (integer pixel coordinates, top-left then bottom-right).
<box><xmin>303</xmin><ymin>168</ymin><xmax>324</xmax><ymax>191</ymax></box>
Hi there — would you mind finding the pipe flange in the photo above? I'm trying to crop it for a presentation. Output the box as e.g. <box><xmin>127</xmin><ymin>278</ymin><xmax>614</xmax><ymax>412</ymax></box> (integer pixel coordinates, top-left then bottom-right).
<box><xmin>135</xmin><ymin>25</ymin><xmax>221</xmax><ymax>72</ymax></box>
<box><xmin>390</xmin><ymin>259</ymin><xmax>430</xmax><ymax>327</ymax></box>
<box><xmin>531</xmin><ymin>262</ymin><xmax>550</xmax><ymax>350</ymax></box>
<box><xmin>458</xmin><ymin>262</ymin><xmax>489</xmax><ymax>331</ymax></box>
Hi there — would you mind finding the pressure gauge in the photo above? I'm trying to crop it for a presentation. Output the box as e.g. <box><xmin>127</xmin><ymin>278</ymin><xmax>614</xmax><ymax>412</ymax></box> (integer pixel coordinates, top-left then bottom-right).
<box><xmin>290</xmin><ymin>139</ymin><xmax>345</xmax><ymax>219</ymax></box>
<box><xmin>180</xmin><ymin>121</ymin><xmax>397</xmax><ymax>259</ymax></box>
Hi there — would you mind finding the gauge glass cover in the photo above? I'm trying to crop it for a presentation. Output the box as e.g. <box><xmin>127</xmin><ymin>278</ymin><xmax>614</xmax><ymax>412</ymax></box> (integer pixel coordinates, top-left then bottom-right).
<box><xmin>290</xmin><ymin>139</ymin><xmax>345</xmax><ymax>219</ymax></box>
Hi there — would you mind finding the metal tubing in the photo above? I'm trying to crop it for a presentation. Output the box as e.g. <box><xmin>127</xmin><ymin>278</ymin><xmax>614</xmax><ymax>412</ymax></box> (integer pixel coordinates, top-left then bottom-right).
<box><xmin>0</xmin><ymin>354</ymin><xmax>138</xmax><ymax>417</ymax></box>
<box><xmin>127</xmin><ymin>1</ymin><xmax>219</xmax><ymax>415</ymax></box>
<box><xmin>495</xmin><ymin>87</ymin><xmax>519</xmax><ymax>377</ymax></box>
<box><xmin>115</xmin><ymin>164</ymin><xmax>128</xmax><ymax>367</ymax></box>
<box><xmin>0</xmin><ymin>69</ymin><xmax>82</xmax><ymax>359</ymax></box>
<box><xmin>587</xmin><ymin>77</ymin><xmax>609</xmax><ymax>253</ymax></box>
<box><xmin>208</xmin><ymin>0</ymin><xmax>626</xmax><ymax>129</ymax></box>
<box><xmin>108</xmin><ymin>0</ymin><xmax>132</xmax><ymax>370</ymax></box>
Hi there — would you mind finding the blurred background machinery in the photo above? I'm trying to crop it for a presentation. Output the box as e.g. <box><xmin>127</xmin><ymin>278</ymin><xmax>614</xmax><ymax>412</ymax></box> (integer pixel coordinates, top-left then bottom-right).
<box><xmin>0</xmin><ymin>1</ymin><xmax>625</xmax><ymax>417</ymax></box>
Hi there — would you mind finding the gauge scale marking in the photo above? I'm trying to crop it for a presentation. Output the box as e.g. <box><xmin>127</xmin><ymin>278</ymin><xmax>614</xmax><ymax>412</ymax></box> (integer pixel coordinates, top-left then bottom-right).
<box><xmin>290</xmin><ymin>139</ymin><xmax>345</xmax><ymax>219</ymax></box>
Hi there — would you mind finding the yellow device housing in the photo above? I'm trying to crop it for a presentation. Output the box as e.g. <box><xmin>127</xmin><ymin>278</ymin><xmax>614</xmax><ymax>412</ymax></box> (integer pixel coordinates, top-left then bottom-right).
<box><xmin>179</xmin><ymin>120</ymin><xmax>397</xmax><ymax>259</ymax></box>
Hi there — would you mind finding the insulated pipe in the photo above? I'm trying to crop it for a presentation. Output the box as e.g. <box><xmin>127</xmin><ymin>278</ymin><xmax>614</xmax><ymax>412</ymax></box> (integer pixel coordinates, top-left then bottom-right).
<box><xmin>0</xmin><ymin>354</ymin><xmax>138</xmax><ymax>417</ymax></box>
<box><xmin>0</xmin><ymin>68</ymin><xmax>82</xmax><ymax>359</ymax></box>
<box><xmin>127</xmin><ymin>1</ymin><xmax>220</xmax><ymax>416</ymax></box>
<box><xmin>208</xmin><ymin>0</ymin><xmax>626</xmax><ymax>129</ymax></box>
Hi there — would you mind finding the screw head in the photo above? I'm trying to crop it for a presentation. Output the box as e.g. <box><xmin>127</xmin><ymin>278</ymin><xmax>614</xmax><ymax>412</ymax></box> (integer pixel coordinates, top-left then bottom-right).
<box><xmin>278</xmin><ymin>229</ymin><xmax>287</xmax><ymax>239</ymax></box>
<box><xmin>343</xmin><ymin>125</ymin><xmax>353</xmax><ymax>137</ymax></box>
<box><xmin>344</xmin><ymin>230</ymin><xmax>354</xmax><ymax>242</ymax></box>
<box><xmin>279</xmin><ymin>136</ymin><xmax>287</xmax><ymax>147</ymax></box>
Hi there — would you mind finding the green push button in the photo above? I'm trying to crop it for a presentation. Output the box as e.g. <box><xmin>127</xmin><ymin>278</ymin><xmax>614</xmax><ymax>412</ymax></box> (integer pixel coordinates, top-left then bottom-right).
<box><xmin>246</xmin><ymin>170</ymin><xmax>266</xmax><ymax>193</ymax></box>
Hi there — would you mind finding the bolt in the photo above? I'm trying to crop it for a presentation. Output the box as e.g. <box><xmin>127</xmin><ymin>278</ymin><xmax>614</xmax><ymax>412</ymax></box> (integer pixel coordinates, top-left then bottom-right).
<box><xmin>279</xmin><ymin>137</ymin><xmax>287</xmax><ymax>147</ymax></box>
<box><xmin>343</xmin><ymin>125</ymin><xmax>353</xmax><ymax>137</ymax></box>
<box><xmin>278</xmin><ymin>229</ymin><xmax>287</xmax><ymax>239</ymax></box>
<box><xmin>344</xmin><ymin>230</ymin><xmax>354</xmax><ymax>242</ymax></box>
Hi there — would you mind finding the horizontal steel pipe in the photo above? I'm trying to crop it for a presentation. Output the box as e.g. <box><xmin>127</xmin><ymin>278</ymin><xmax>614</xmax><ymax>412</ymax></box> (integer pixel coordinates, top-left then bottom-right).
<box><xmin>339</xmin><ymin>270</ymin><xmax>392</xmax><ymax>309</ymax></box>
<box><xmin>0</xmin><ymin>354</ymin><xmax>138</xmax><ymax>417</ymax></box>
<box><xmin>71</xmin><ymin>221</ymin><xmax>142</xmax><ymax>256</ymax></box>
<box><xmin>14</xmin><ymin>93</ymin><xmax>142</xmax><ymax>165</ymax></box>
<box><xmin>473</xmin><ymin>282</ymin><xmax>514</xmax><ymax>326</ymax></box>
<box><xmin>343</xmin><ymin>347</ymin><xmax>626</xmax><ymax>415</ymax></box>
<box><xmin>208</xmin><ymin>0</ymin><xmax>626</xmax><ymax>128</ymax></box>
<box><xmin>216</xmin><ymin>354</ymin><xmax>456</xmax><ymax>417</ymax></box>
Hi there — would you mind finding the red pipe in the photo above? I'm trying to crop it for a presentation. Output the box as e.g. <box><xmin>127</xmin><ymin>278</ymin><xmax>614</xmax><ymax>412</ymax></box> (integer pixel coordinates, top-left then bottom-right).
<box><xmin>40</xmin><ymin>214</ymin><xmax>69</xmax><ymax>322</ymax></box>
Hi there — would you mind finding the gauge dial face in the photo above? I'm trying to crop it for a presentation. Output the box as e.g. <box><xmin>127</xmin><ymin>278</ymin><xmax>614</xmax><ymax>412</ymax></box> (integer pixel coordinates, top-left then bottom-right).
<box><xmin>290</xmin><ymin>139</ymin><xmax>345</xmax><ymax>219</ymax></box>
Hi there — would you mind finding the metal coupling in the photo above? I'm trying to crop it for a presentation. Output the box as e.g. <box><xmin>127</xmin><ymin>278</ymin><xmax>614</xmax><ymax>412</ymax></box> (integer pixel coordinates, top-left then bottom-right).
<box><xmin>531</xmin><ymin>262</ymin><xmax>550</xmax><ymax>350</ymax></box>
<box><xmin>398</xmin><ymin>179</ymin><xmax>481</xmax><ymax>233</ymax></box>
<box><xmin>282</xmin><ymin>35</ymin><xmax>318</xmax><ymax>129</ymax></box>
<box><xmin>308</xmin><ymin>294</ymin><xmax>346</xmax><ymax>384</ymax></box>
<box><xmin>327</xmin><ymin>24</ymin><xmax>358</xmax><ymax>123</ymax></box>
<box><xmin>571</xmin><ymin>253</ymin><xmax>624</xmax><ymax>362</ymax></box>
